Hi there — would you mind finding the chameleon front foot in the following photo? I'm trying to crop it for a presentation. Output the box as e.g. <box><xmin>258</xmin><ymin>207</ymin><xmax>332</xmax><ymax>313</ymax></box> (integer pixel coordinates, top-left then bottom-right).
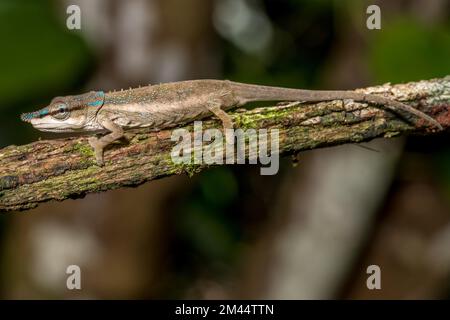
<box><xmin>88</xmin><ymin>136</ymin><xmax>105</xmax><ymax>166</ymax></box>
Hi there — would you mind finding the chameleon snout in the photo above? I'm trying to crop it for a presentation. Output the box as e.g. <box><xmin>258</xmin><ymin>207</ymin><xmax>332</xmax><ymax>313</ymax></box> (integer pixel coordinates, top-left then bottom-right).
<box><xmin>20</xmin><ymin>112</ymin><xmax>40</xmax><ymax>123</ymax></box>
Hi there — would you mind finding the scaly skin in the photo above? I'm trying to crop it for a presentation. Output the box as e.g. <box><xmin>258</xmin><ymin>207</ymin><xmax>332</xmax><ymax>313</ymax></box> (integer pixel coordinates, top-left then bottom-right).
<box><xmin>21</xmin><ymin>79</ymin><xmax>442</xmax><ymax>165</ymax></box>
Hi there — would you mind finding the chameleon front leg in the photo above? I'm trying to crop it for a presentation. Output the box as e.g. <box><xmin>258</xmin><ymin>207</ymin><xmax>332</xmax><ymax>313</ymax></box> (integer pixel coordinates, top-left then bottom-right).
<box><xmin>88</xmin><ymin>117</ymin><xmax>124</xmax><ymax>166</ymax></box>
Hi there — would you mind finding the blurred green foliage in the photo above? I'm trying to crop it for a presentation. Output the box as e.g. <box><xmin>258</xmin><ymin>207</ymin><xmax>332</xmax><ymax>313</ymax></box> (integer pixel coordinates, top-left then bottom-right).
<box><xmin>369</xmin><ymin>18</ymin><xmax>450</xmax><ymax>83</ymax></box>
<box><xmin>0</xmin><ymin>0</ymin><xmax>91</xmax><ymax>106</ymax></box>
<box><xmin>0</xmin><ymin>0</ymin><xmax>92</xmax><ymax>144</ymax></box>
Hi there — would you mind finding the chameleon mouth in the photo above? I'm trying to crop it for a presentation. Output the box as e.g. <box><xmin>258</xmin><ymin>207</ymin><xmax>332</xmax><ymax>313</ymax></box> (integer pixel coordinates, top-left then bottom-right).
<box><xmin>30</xmin><ymin>125</ymin><xmax>76</xmax><ymax>133</ymax></box>
<box><xmin>30</xmin><ymin>123</ymin><xmax>64</xmax><ymax>131</ymax></box>
<box><xmin>29</xmin><ymin>121</ymin><xmax>89</xmax><ymax>133</ymax></box>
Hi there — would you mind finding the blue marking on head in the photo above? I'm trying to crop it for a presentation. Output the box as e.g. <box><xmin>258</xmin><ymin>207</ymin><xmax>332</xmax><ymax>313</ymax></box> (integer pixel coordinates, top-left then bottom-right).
<box><xmin>87</xmin><ymin>91</ymin><xmax>105</xmax><ymax>107</ymax></box>
<box><xmin>39</xmin><ymin>108</ymin><xmax>49</xmax><ymax>116</ymax></box>
<box><xmin>88</xmin><ymin>100</ymin><xmax>103</xmax><ymax>107</ymax></box>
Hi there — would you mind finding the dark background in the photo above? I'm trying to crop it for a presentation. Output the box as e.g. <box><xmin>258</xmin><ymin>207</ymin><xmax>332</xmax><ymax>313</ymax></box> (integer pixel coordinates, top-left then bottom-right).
<box><xmin>0</xmin><ymin>0</ymin><xmax>449</xmax><ymax>299</ymax></box>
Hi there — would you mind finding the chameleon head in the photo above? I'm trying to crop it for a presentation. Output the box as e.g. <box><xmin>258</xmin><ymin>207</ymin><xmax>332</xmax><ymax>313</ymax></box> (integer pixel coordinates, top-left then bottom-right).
<box><xmin>20</xmin><ymin>91</ymin><xmax>105</xmax><ymax>132</ymax></box>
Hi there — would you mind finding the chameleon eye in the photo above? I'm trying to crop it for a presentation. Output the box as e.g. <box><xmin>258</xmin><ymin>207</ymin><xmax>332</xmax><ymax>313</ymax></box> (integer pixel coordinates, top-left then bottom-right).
<box><xmin>52</xmin><ymin>103</ymin><xmax>70</xmax><ymax>120</ymax></box>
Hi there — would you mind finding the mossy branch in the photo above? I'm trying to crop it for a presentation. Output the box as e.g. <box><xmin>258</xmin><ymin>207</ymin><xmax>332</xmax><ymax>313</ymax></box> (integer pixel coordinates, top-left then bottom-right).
<box><xmin>1</xmin><ymin>77</ymin><xmax>449</xmax><ymax>212</ymax></box>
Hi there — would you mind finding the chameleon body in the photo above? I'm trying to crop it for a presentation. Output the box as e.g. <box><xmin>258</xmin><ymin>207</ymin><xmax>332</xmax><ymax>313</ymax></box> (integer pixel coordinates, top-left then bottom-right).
<box><xmin>21</xmin><ymin>79</ymin><xmax>442</xmax><ymax>165</ymax></box>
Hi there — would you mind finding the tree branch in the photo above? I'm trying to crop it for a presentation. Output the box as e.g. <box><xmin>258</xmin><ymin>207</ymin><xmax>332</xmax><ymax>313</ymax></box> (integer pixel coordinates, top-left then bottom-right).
<box><xmin>1</xmin><ymin>77</ymin><xmax>449</xmax><ymax>212</ymax></box>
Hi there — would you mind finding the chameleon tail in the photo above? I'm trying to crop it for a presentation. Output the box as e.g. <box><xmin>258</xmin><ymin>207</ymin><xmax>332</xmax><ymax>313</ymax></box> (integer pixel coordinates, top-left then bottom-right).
<box><xmin>229</xmin><ymin>82</ymin><xmax>442</xmax><ymax>130</ymax></box>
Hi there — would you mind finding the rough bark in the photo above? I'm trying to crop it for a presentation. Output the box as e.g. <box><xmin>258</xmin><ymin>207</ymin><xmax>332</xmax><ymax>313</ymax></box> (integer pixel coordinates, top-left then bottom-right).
<box><xmin>1</xmin><ymin>77</ymin><xmax>449</xmax><ymax>212</ymax></box>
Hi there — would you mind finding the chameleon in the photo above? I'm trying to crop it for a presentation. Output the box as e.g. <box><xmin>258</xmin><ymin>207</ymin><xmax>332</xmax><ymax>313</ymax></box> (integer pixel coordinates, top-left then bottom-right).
<box><xmin>21</xmin><ymin>79</ymin><xmax>442</xmax><ymax>165</ymax></box>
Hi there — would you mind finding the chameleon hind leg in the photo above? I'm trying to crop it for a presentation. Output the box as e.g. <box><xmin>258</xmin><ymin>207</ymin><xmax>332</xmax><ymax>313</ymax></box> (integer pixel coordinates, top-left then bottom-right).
<box><xmin>88</xmin><ymin>117</ymin><xmax>124</xmax><ymax>166</ymax></box>
<box><xmin>206</xmin><ymin>101</ymin><xmax>234</xmax><ymax>129</ymax></box>
<box><xmin>206</xmin><ymin>100</ymin><xmax>235</xmax><ymax>145</ymax></box>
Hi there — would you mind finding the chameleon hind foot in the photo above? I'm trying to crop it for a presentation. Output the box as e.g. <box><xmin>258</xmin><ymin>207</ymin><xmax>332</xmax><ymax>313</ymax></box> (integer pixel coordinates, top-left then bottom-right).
<box><xmin>206</xmin><ymin>101</ymin><xmax>234</xmax><ymax>145</ymax></box>
<box><xmin>207</xmin><ymin>101</ymin><xmax>233</xmax><ymax>128</ymax></box>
